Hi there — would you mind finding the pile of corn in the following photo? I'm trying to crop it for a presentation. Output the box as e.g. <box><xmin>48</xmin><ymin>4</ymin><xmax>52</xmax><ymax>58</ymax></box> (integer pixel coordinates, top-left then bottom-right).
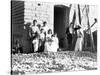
<box><xmin>11</xmin><ymin>51</ymin><xmax>97</xmax><ymax>75</ymax></box>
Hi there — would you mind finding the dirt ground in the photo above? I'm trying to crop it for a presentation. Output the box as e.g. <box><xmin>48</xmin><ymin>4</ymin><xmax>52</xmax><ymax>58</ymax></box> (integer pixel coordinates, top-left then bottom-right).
<box><xmin>11</xmin><ymin>51</ymin><xmax>97</xmax><ymax>75</ymax></box>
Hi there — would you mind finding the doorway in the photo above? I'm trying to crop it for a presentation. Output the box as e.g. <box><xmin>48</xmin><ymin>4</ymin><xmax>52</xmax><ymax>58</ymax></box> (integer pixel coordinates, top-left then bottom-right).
<box><xmin>54</xmin><ymin>5</ymin><xmax>70</xmax><ymax>49</ymax></box>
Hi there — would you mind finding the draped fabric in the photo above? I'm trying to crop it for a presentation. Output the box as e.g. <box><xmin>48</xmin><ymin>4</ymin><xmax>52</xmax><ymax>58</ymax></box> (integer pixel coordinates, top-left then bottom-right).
<box><xmin>69</xmin><ymin>4</ymin><xmax>97</xmax><ymax>51</ymax></box>
<box><xmin>69</xmin><ymin>4</ymin><xmax>97</xmax><ymax>32</ymax></box>
<box><xmin>69</xmin><ymin>4</ymin><xmax>85</xmax><ymax>51</ymax></box>
<box><xmin>80</xmin><ymin>5</ymin><xmax>89</xmax><ymax>31</ymax></box>
<box><xmin>69</xmin><ymin>4</ymin><xmax>81</xmax><ymax>28</ymax></box>
<box><xmin>88</xmin><ymin>5</ymin><xmax>97</xmax><ymax>32</ymax></box>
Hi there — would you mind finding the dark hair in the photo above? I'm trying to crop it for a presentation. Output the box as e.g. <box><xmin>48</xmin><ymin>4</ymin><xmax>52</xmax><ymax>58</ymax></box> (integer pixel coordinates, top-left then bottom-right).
<box><xmin>69</xmin><ymin>22</ymin><xmax>74</xmax><ymax>27</ymax></box>
<box><xmin>51</xmin><ymin>34</ymin><xmax>55</xmax><ymax>37</ymax></box>
<box><xmin>74</xmin><ymin>25</ymin><xmax>81</xmax><ymax>31</ymax></box>
<box><xmin>48</xmin><ymin>29</ymin><xmax>52</xmax><ymax>34</ymax></box>
<box><xmin>43</xmin><ymin>21</ymin><xmax>47</xmax><ymax>25</ymax></box>
<box><xmin>33</xmin><ymin>20</ymin><xmax>37</xmax><ymax>23</ymax></box>
<box><xmin>70</xmin><ymin>22</ymin><xmax>73</xmax><ymax>25</ymax></box>
<box><xmin>37</xmin><ymin>24</ymin><xmax>41</xmax><ymax>28</ymax></box>
<box><xmin>66</xmin><ymin>27</ymin><xmax>70</xmax><ymax>34</ymax></box>
<box><xmin>40</xmin><ymin>28</ymin><xmax>44</xmax><ymax>31</ymax></box>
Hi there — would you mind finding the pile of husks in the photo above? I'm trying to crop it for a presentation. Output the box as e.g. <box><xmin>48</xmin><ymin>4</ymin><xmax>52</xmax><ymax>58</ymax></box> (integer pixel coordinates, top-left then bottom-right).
<box><xmin>11</xmin><ymin>51</ymin><xmax>97</xmax><ymax>75</ymax></box>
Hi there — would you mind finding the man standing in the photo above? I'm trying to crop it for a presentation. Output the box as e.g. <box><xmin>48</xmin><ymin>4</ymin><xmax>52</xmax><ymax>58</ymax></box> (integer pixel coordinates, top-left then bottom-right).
<box><xmin>30</xmin><ymin>20</ymin><xmax>40</xmax><ymax>52</ymax></box>
<box><xmin>30</xmin><ymin>20</ymin><xmax>40</xmax><ymax>35</ymax></box>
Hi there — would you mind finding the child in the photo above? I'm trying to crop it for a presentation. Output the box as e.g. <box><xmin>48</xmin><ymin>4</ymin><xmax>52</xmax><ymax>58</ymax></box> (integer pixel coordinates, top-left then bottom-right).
<box><xmin>44</xmin><ymin>32</ymin><xmax>59</xmax><ymax>52</ymax></box>
<box><xmin>44</xmin><ymin>37</ymin><xmax>53</xmax><ymax>52</ymax></box>
<box><xmin>38</xmin><ymin>29</ymin><xmax>46</xmax><ymax>52</ymax></box>
<box><xmin>46</xmin><ymin>29</ymin><xmax>52</xmax><ymax>40</ymax></box>
<box><xmin>44</xmin><ymin>29</ymin><xmax>53</xmax><ymax>52</ymax></box>
<box><xmin>42</xmin><ymin>21</ymin><xmax>48</xmax><ymax>35</ymax></box>
<box><xmin>51</xmin><ymin>33</ymin><xmax>59</xmax><ymax>52</ymax></box>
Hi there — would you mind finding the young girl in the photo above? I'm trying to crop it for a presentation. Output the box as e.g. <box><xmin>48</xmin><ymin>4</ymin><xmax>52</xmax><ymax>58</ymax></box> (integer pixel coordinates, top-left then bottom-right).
<box><xmin>44</xmin><ymin>32</ymin><xmax>59</xmax><ymax>52</ymax></box>
<box><xmin>51</xmin><ymin>33</ymin><xmax>59</xmax><ymax>52</ymax></box>
<box><xmin>44</xmin><ymin>29</ymin><xmax>53</xmax><ymax>52</ymax></box>
<box><xmin>46</xmin><ymin>29</ymin><xmax>52</xmax><ymax>40</ymax></box>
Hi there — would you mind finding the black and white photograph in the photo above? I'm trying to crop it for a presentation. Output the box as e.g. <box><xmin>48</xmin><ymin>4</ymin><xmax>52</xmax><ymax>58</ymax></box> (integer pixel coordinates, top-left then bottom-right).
<box><xmin>11</xmin><ymin>0</ymin><xmax>98</xmax><ymax>74</ymax></box>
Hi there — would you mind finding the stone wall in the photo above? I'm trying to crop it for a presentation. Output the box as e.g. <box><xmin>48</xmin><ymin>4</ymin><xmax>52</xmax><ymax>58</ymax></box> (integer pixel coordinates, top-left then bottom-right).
<box><xmin>24</xmin><ymin>1</ymin><xmax>54</xmax><ymax>32</ymax></box>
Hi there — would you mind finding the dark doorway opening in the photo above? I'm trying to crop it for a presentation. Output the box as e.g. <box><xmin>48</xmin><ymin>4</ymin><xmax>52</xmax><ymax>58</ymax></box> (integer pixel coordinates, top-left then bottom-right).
<box><xmin>54</xmin><ymin>5</ymin><xmax>70</xmax><ymax>50</ymax></box>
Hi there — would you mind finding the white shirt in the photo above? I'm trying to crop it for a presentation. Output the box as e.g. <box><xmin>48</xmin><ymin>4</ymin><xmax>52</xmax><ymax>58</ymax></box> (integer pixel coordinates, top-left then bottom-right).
<box><xmin>46</xmin><ymin>34</ymin><xmax>52</xmax><ymax>39</ymax></box>
<box><xmin>39</xmin><ymin>33</ymin><xmax>45</xmax><ymax>41</ymax></box>
<box><xmin>41</xmin><ymin>26</ymin><xmax>48</xmax><ymax>34</ymax></box>
<box><xmin>30</xmin><ymin>25</ymin><xmax>40</xmax><ymax>34</ymax></box>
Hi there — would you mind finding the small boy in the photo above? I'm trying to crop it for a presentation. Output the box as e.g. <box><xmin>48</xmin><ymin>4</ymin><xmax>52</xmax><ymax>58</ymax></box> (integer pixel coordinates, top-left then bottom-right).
<box><xmin>38</xmin><ymin>29</ymin><xmax>46</xmax><ymax>52</ymax></box>
<box><xmin>42</xmin><ymin>21</ymin><xmax>48</xmax><ymax>35</ymax></box>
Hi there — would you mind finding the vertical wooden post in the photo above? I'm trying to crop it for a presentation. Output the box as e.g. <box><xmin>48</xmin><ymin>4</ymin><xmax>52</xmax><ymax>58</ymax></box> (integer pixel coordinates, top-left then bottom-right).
<box><xmin>86</xmin><ymin>5</ymin><xmax>95</xmax><ymax>52</ymax></box>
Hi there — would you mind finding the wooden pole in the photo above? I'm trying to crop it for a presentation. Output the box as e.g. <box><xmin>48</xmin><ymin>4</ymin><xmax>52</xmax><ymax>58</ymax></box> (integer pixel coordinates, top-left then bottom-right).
<box><xmin>86</xmin><ymin>5</ymin><xmax>95</xmax><ymax>52</ymax></box>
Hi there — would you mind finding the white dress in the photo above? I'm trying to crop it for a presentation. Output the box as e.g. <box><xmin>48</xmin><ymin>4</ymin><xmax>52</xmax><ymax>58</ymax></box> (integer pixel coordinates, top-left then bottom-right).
<box><xmin>75</xmin><ymin>29</ymin><xmax>84</xmax><ymax>51</ymax></box>
<box><xmin>44</xmin><ymin>41</ymin><xmax>52</xmax><ymax>52</ymax></box>
<box><xmin>32</xmin><ymin>38</ymin><xmax>39</xmax><ymax>52</ymax></box>
<box><xmin>44</xmin><ymin>34</ymin><xmax>52</xmax><ymax>52</ymax></box>
<box><xmin>44</xmin><ymin>36</ymin><xmax>59</xmax><ymax>52</ymax></box>
<box><xmin>51</xmin><ymin>36</ymin><xmax>59</xmax><ymax>52</ymax></box>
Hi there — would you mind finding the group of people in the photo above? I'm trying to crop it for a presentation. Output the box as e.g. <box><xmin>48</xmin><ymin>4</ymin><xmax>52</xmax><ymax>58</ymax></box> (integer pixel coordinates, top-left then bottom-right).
<box><xmin>12</xmin><ymin>20</ymin><xmax>84</xmax><ymax>54</ymax></box>
<box><xmin>29</xmin><ymin>20</ymin><xmax>59</xmax><ymax>52</ymax></box>
<box><xmin>30</xmin><ymin>19</ymin><xmax>84</xmax><ymax>53</ymax></box>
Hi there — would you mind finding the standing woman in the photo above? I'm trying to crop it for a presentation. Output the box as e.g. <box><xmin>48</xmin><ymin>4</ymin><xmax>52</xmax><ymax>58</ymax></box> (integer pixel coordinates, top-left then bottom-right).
<box><xmin>74</xmin><ymin>25</ymin><xmax>84</xmax><ymax>51</ymax></box>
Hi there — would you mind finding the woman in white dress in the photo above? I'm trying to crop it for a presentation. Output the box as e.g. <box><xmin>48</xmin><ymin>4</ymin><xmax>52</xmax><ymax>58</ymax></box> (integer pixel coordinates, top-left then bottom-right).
<box><xmin>74</xmin><ymin>26</ymin><xmax>84</xmax><ymax>51</ymax></box>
